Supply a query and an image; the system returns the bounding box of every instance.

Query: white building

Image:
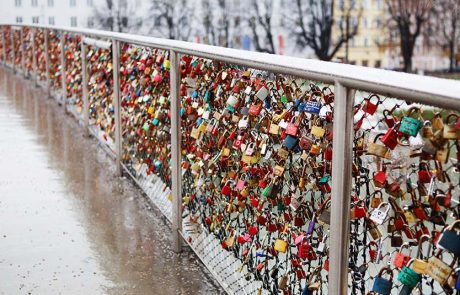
[0,0,97,28]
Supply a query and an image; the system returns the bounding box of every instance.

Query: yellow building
[333,0,389,68]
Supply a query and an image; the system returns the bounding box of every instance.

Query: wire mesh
[64,33,83,119]
[349,91,460,295]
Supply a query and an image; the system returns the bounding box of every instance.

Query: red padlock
[248,226,258,236]
[418,163,433,183]
[373,171,387,188]
[393,244,411,268]
[221,180,233,196]
[381,126,399,150]
[362,94,380,115]
[324,145,333,161]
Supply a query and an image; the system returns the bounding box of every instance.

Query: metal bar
[82,37,111,49]
[31,28,38,86]
[1,26,5,65]
[329,81,354,295]
[20,28,25,73]
[170,49,182,253]
[112,39,122,176]
[44,29,50,97]
[10,29,15,73]
[60,31,67,108]
[81,37,89,137]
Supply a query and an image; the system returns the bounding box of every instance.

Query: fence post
[170,49,182,253]
[20,28,25,74]
[81,37,89,137]
[31,28,38,87]
[112,39,122,176]
[1,26,5,66]
[60,31,67,110]
[44,29,50,97]
[329,81,354,295]
[11,29,15,73]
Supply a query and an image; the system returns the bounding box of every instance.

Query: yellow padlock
[274,236,288,253]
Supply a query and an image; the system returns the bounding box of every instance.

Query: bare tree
[149,0,194,41]
[201,0,230,47]
[387,0,433,72]
[247,0,276,54]
[92,0,142,33]
[284,0,361,61]
[432,0,459,72]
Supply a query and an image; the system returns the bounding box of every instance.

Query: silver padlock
[316,233,328,254]
[370,202,390,225]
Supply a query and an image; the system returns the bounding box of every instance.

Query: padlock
[393,243,412,268]
[418,162,433,183]
[372,267,393,295]
[399,107,423,137]
[370,202,390,225]
[367,133,390,158]
[311,119,325,138]
[304,91,322,114]
[443,113,460,139]
[383,109,397,128]
[426,250,455,285]
[398,259,421,290]
[381,126,399,150]
[367,219,382,240]
[221,180,234,196]
[437,219,460,256]
[432,112,444,130]
[249,103,263,116]
[362,94,381,115]
[368,241,381,262]
[283,135,298,150]
[274,234,288,253]
[370,190,383,208]
[373,170,387,188]
[421,120,434,138]
[350,200,367,219]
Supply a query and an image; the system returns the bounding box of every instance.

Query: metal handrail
[2,23,460,295]
[3,23,460,107]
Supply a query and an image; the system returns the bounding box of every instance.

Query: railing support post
[329,81,354,295]
[60,31,67,110]
[20,28,25,74]
[44,29,50,98]
[112,39,122,176]
[1,26,6,66]
[170,49,182,253]
[31,29,38,87]
[11,29,15,73]
[81,37,89,137]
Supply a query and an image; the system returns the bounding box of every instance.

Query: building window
[376,0,382,9]
[363,37,369,47]
[16,16,23,23]
[70,16,77,27]
[363,17,368,29]
[15,0,21,7]
[32,16,39,24]
[87,0,93,6]
[70,0,76,7]
[49,16,55,25]
[375,60,381,68]
[362,60,368,67]
[48,0,54,7]
[375,17,381,28]
[136,17,143,27]
[31,0,38,7]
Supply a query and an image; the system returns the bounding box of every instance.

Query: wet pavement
[0,68,224,295]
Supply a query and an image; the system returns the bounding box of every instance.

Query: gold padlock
[274,236,288,253]
[367,133,390,158]
[443,113,460,139]
[426,251,454,285]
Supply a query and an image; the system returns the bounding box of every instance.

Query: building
[0,0,96,28]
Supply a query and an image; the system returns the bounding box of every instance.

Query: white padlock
[370,202,390,225]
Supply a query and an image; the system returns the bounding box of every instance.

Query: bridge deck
[0,68,222,295]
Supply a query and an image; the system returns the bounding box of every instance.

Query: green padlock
[262,181,273,198]
[399,107,422,137]
[319,175,330,185]
[398,260,420,289]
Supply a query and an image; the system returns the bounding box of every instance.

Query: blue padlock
[455,268,460,290]
[304,101,321,114]
[283,135,298,150]
[372,267,393,295]
[437,220,460,257]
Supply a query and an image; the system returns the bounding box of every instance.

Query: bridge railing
[2,23,460,295]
